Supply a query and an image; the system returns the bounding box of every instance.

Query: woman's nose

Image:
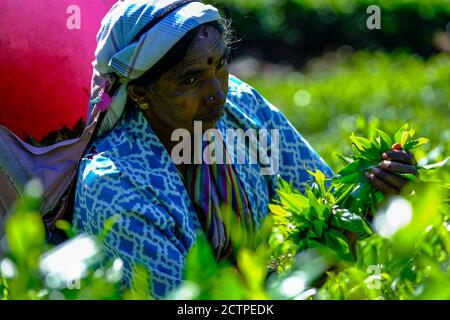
[206,77,226,106]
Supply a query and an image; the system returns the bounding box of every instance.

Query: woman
[74,0,417,298]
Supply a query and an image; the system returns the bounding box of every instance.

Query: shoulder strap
[43,108,104,243]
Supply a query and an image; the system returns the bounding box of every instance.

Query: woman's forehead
[159,25,227,81]
[181,26,225,66]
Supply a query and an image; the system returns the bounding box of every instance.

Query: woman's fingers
[366,145,417,195]
[371,167,409,190]
[379,160,418,175]
[364,171,398,195]
[382,149,416,165]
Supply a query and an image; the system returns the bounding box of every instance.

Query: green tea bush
[266,125,449,299]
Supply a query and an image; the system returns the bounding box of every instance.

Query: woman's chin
[202,119,220,130]
[189,117,221,132]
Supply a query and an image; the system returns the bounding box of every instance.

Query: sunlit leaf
[307,169,326,195]
[419,157,448,170]
[268,204,290,218]
[376,129,392,152]
[404,137,429,150]
[350,134,371,152]
[124,264,152,300]
[394,124,409,145]
[278,191,309,213]
[333,172,360,184]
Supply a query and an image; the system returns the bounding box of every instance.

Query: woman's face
[129,25,230,133]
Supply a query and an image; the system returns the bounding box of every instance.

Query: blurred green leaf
[6,210,45,266]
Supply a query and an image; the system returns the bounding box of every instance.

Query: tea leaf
[376,129,392,152]
[350,135,371,152]
[330,209,372,235]
[404,137,429,150]
[394,124,409,144]
[419,157,449,170]
[400,131,409,148]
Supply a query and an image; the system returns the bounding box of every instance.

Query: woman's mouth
[198,107,224,122]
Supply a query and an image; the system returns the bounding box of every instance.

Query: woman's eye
[183,77,197,85]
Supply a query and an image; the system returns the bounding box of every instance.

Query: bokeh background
[212,0,450,171]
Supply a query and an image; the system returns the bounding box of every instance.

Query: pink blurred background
[0,0,116,141]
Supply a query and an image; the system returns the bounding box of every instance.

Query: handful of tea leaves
[332,124,447,216]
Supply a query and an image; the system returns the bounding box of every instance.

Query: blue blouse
[73,75,333,298]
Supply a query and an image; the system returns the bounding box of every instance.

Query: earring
[139,101,150,111]
[134,98,149,111]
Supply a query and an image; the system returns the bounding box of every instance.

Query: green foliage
[2,180,46,299]
[241,52,450,172]
[267,160,449,300]
[168,230,271,300]
[332,124,447,217]
[267,124,446,279]
[1,123,449,300]
[0,180,124,300]
[320,181,450,300]
[269,175,372,266]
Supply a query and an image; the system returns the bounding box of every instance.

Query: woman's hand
[364,143,418,195]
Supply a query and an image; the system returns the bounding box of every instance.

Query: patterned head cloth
[89,0,221,136]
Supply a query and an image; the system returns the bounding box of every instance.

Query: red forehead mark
[198,29,209,39]
[207,57,213,65]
